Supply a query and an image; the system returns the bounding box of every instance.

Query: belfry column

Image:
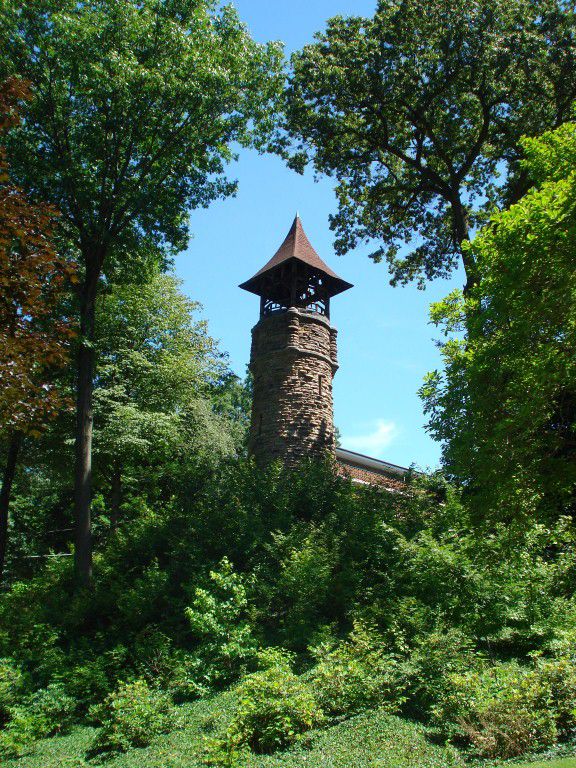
[239,215,352,467]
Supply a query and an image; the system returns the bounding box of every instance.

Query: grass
[4,692,576,768]
[239,709,464,767]
[2,697,214,768]
[513,760,576,768]
[3,696,464,768]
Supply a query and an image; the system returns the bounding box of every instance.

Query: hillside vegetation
[3,697,463,768]
[1,107,576,768]
[1,1,576,766]
[2,458,576,765]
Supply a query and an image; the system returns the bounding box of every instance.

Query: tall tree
[93,273,246,524]
[282,0,576,291]
[0,77,74,581]
[420,118,576,522]
[0,0,283,584]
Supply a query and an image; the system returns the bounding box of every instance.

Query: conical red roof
[239,215,352,297]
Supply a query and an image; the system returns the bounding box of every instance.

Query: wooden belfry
[240,215,352,466]
[240,215,352,319]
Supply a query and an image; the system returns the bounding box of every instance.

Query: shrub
[534,656,576,740]
[207,649,324,763]
[309,621,408,718]
[0,683,76,758]
[185,558,258,687]
[269,529,337,650]
[5,622,66,689]
[115,561,170,628]
[405,627,477,717]
[132,628,207,701]
[433,661,559,758]
[0,658,24,724]
[23,682,76,733]
[90,678,180,754]
[60,645,129,713]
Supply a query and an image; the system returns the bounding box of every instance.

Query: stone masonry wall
[248,308,338,466]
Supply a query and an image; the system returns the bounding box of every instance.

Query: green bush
[405,627,477,717]
[266,529,337,650]
[534,657,576,740]
[433,661,564,758]
[115,562,171,628]
[185,558,258,687]
[132,629,207,701]
[0,659,24,724]
[5,622,66,689]
[3,459,576,764]
[0,683,76,758]
[60,645,129,713]
[24,683,76,733]
[207,650,324,762]
[89,678,180,754]
[245,708,466,768]
[309,622,408,718]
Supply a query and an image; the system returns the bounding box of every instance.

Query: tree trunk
[451,196,477,295]
[0,432,22,584]
[74,258,100,587]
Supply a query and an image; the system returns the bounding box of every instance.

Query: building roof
[239,215,353,297]
[336,448,412,478]
[335,447,416,492]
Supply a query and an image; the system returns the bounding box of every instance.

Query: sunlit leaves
[421,117,576,521]
[282,0,576,289]
[0,0,284,268]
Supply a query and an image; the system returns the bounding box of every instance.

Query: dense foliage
[90,679,180,755]
[1,2,576,767]
[282,0,576,290]
[0,78,75,579]
[421,118,576,522]
[3,699,466,768]
[0,0,283,583]
[1,459,576,762]
[206,649,324,761]
[2,272,248,579]
[93,274,246,521]
[0,78,74,434]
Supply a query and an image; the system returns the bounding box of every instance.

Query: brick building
[240,215,411,490]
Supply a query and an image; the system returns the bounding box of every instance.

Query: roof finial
[295,210,300,219]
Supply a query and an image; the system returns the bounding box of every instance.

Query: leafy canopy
[94,273,244,483]
[0,78,74,434]
[0,0,283,583]
[283,0,576,289]
[0,0,284,271]
[420,117,576,520]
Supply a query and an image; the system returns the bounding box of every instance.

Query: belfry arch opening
[240,214,352,323]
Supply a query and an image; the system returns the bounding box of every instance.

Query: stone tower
[239,215,352,466]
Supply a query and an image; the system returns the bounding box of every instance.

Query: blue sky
[175,0,464,470]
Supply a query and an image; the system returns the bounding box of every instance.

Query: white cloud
[342,420,399,458]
